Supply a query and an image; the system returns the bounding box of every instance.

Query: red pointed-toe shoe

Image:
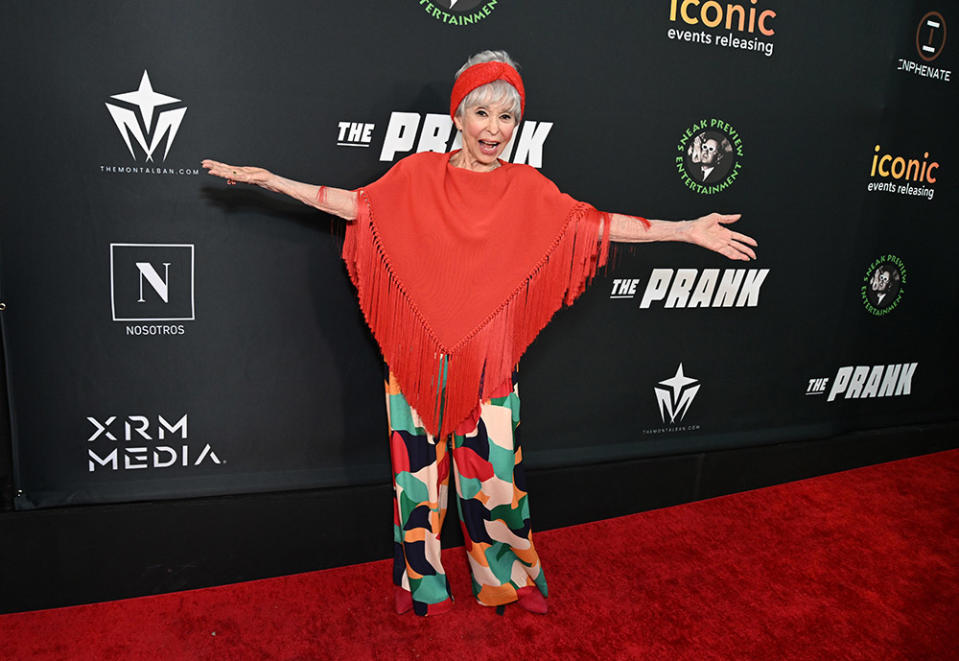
[516,586,548,614]
[394,586,413,615]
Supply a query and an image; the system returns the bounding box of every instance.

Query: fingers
[201,159,228,172]
[722,244,752,261]
[201,160,238,174]
[708,212,757,260]
[712,232,756,261]
[202,159,243,185]
[716,213,742,224]
[719,245,749,261]
[730,239,757,260]
[201,160,230,177]
[730,231,758,247]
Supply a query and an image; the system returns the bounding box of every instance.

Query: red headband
[449,61,526,120]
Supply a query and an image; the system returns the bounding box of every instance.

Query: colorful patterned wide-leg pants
[386,370,548,616]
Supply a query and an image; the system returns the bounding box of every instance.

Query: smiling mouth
[479,140,500,151]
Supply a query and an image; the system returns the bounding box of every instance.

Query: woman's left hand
[686,213,757,261]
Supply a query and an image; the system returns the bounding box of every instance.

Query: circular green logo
[861,254,906,316]
[676,118,743,194]
[416,0,500,26]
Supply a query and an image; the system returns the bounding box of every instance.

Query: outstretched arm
[201,159,357,221]
[605,212,757,261]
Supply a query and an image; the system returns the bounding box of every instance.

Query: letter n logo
[110,243,195,321]
[137,262,171,303]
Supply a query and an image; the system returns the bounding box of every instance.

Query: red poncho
[343,151,611,438]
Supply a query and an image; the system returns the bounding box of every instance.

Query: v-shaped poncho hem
[342,151,610,438]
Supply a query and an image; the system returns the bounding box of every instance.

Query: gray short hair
[453,50,522,121]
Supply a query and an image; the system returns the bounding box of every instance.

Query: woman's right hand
[201,159,356,220]
[201,159,273,187]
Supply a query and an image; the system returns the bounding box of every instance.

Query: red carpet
[2,449,957,660]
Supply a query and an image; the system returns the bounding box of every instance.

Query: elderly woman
[203,50,756,617]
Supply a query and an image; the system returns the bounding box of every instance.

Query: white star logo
[105,70,187,162]
[110,70,180,132]
[658,363,697,398]
[654,363,701,424]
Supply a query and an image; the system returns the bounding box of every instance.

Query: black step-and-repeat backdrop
[1,1,956,509]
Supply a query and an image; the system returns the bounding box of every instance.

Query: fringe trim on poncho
[342,162,612,438]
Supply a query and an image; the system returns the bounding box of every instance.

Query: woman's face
[453,100,518,171]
